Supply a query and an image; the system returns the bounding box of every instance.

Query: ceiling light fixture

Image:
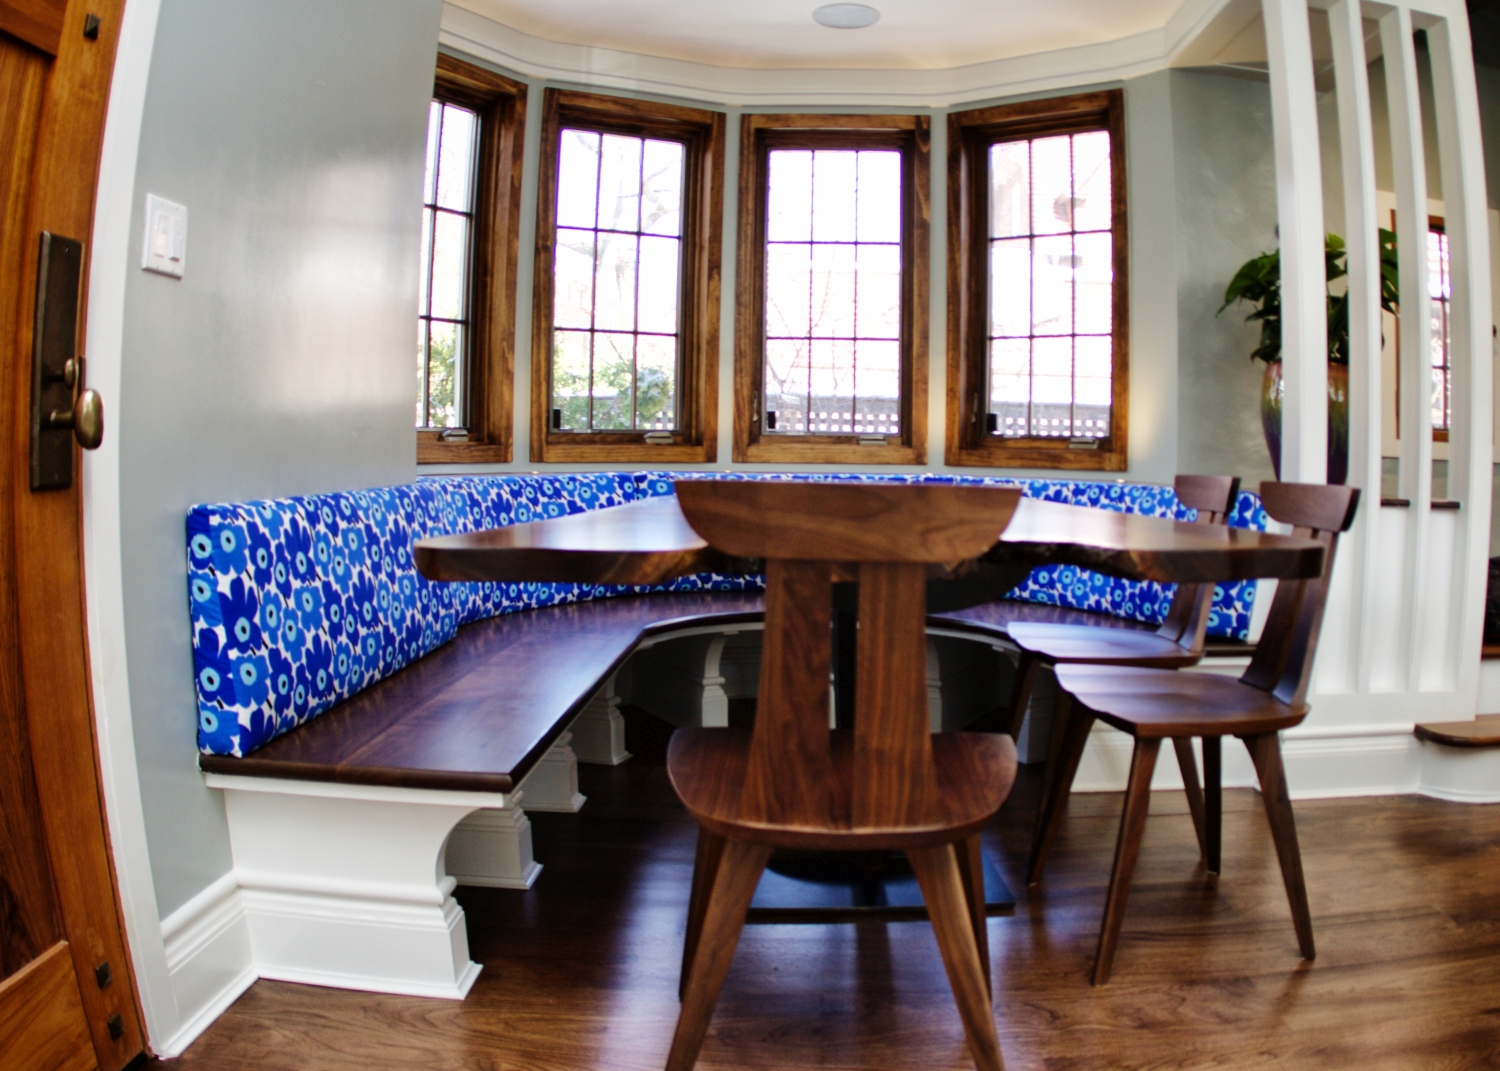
[812,3,880,29]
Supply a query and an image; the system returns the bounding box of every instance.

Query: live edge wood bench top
[199,592,765,794]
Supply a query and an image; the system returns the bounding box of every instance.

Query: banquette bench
[187,471,1266,997]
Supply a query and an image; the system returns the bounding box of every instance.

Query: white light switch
[142,194,188,278]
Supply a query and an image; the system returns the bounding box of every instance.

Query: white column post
[1326,0,1384,693]
[1380,5,1435,691]
[1264,0,1329,484]
[1423,6,1494,695]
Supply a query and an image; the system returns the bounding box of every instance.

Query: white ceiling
[449,0,1187,70]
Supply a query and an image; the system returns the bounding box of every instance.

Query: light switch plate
[142,193,188,278]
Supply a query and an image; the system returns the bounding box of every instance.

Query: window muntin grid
[1427,226,1451,433]
[551,128,685,432]
[417,100,478,429]
[762,148,902,436]
[986,129,1114,440]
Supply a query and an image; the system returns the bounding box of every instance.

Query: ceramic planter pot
[1260,360,1348,485]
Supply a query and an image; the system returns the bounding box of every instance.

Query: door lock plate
[30,232,84,491]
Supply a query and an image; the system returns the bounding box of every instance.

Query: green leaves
[1219,229,1400,365]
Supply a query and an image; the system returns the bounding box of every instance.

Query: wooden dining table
[415,488,1326,920]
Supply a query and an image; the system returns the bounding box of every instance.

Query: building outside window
[946,90,1128,470]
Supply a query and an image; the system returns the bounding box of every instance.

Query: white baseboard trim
[157,872,256,1057]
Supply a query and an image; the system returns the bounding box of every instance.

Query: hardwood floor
[166,709,1500,1070]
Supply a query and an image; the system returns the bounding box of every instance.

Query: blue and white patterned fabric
[189,470,1264,758]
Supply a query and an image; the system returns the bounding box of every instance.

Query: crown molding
[439,2,1171,107]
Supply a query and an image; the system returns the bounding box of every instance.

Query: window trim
[946,90,1129,471]
[530,88,725,464]
[416,54,528,465]
[733,113,930,465]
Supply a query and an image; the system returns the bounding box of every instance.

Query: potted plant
[1219,230,1399,484]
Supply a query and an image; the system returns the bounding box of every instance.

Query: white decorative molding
[156,872,255,1058]
[570,673,631,765]
[448,802,543,890]
[439,3,1169,108]
[516,731,586,812]
[205,773,506,998]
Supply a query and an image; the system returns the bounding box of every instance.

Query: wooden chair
[1030,482,1359,985]
[1002,474,1240,871]
[664,480,1023,1071]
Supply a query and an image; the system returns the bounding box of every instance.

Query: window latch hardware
[765,410,777,430]
[1068,437,1099,450]
[857,435,888,446]
[438,428,469,442]
[643,431,673,445]
[984,413,998,434]
[551,408,562,431]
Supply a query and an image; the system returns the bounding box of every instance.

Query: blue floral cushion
[190,470,1264,758]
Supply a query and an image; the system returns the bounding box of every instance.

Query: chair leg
[1003,651,1040,740]
[1172,737,1208,861]
[955,834,991,998]
[680,827,727,1000]
[1027,691,1094,886]
[666,839,772,1071]
[907,844,1006,1071]
[1092,737,1160,986]
[1203,735,1222,876]
[1242,732,1315,961]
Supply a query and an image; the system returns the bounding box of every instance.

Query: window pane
[986,124,1114,440]
[768,151,813,242]
[553,330,592,430]
[810,338,855,431]
[554,229,596,329]
[856,243,900,340]
[854,339,900,435]
[1071,131,1111,232]
[765,338,809,431]
[989,141,1029,239]
[436,105,477,211]
[811,151,857,242]
[1030,136,1072,236]
[598,134,643,233]
[593,233,639,331]
[557,130,601,228]
[642,139,684,236]
[418,208,433,317]
[423,103,441,206]
[767,243,812,338]
[810,243,856,338]
[551,127,687,431]
[636,334,677,430]
[856,151,901,243]
[426,321,461,428]
[429,212,469,321]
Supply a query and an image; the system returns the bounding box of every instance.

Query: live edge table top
[413,494,1326,587]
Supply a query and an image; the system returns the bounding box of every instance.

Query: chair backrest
[1155,474,1242,651]
[1239,482,1361,707]
[675,481,1022,832]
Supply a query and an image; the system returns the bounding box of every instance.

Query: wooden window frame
[417,54,527,464]
[946,90,1129,471]
[531,89,724,464]
[734,114,930,465]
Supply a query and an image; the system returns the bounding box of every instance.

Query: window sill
[947,439,1126,472]
[736,437,924,466]
[534,434,714,465]
[417,433,511,465]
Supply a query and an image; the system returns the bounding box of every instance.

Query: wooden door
[0,1,144,1069]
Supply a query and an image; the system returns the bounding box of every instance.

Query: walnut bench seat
[201,591,762,1000]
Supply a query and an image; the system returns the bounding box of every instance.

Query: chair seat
[1009,621,1199,668]
[667,728,1017,851]
[1055,664,1308,738]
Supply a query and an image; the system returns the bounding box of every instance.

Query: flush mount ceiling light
[812,3,880,29]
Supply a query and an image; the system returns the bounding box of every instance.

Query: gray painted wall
[1170,69,1280,487]
[120,0,441,917]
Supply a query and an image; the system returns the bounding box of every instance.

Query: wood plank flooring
[163,710,1500,1070]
